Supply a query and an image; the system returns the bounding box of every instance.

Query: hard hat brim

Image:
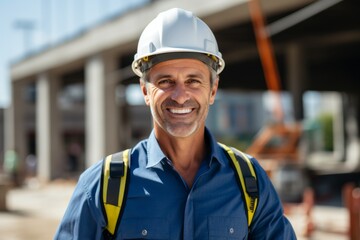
[132,49,225,77]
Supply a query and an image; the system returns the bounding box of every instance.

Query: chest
[117,163,249,239]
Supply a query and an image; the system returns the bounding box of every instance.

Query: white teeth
[169,108,192,114]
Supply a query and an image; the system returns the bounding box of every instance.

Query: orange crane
[248,0,283,122]
[246,0,301,163]
[246,1,313,236]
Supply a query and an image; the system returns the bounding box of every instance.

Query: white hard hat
[132,8,225,77]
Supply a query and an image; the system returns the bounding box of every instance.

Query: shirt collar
[205,128,226,167]
[146,128,226,169]
[146,130,167,168]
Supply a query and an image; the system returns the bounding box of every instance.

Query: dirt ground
[0,180,74,240]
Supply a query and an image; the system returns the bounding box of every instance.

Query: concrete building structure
[6,0,360,181]
[0,108,4,168]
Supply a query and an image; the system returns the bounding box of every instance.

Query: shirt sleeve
[248,157,297,240]
[54,161,105,240]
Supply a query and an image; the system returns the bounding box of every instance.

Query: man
[55,8,296,239]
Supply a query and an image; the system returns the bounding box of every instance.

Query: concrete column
[4,81,27,176]
[117,85,130,148]
[103,53,121,154]
[85,55,106,167]
[286,43,307,121]
[36,73,61,181]
[4,93,15,155]
[0,109,3,161]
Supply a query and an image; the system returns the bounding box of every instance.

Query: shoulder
[71,160,104,207]
[220,144,271,186]
[78,160,103,186]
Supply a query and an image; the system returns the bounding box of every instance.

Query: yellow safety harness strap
[100,145,258,238]
[101,149,130,239]
[219,143,259,228]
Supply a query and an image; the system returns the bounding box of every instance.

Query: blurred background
[0,0,359,239]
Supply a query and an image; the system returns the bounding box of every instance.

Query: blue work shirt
[55,129,296,239]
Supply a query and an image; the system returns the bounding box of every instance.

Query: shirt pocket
[208,216,247,240]
[120,218,169,239]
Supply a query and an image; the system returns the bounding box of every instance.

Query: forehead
[148,58,210,78]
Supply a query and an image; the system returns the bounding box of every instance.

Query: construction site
[0,0,359,239]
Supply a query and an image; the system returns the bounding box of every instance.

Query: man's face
[141,58,218,138]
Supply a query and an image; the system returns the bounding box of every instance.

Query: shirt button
[141,229,148,236]
[229,227,235,234]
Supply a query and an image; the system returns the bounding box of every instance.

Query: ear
[209,78,219,105]
[140,79,150,106]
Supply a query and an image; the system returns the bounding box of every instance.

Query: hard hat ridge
[132,8,225,77]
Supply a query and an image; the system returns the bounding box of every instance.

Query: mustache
[162,99,199,109]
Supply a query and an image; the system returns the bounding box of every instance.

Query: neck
[155,127,207,187]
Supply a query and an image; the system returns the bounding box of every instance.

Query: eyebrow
[187,73,204,79]
[154,74,172,80]
[153,72,205,80]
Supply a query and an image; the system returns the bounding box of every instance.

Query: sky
[0,0,148,108]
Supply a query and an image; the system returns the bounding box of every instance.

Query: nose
[170,84,190,104]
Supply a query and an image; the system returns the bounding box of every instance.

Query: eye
[186,78,202,86]
[157,79,174,88]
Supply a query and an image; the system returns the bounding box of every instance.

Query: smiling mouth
[168,108,193,114]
